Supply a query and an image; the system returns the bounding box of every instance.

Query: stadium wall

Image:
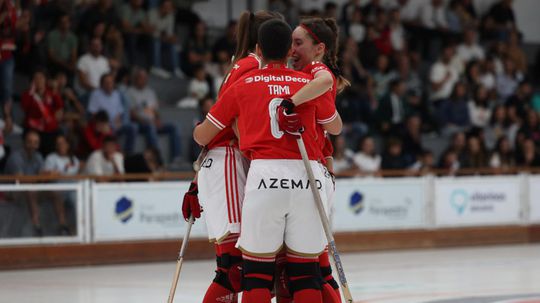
[0,175,540,269]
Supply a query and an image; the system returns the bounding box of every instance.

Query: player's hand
[277,99,303,136]
[182,182,202,221]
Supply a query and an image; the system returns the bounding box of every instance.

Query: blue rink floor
[0,244,539,303]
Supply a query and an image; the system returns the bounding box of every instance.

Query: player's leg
[203,235,242,303]
[319,164,341,303]
[236,160,288,303]
[284,160,330,303]
[199,147,245,302]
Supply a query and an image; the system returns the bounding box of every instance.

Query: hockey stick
[167,215,194,303]
[167,148,207,302]
[296,136,354,303]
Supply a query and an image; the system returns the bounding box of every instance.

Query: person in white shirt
[75,38,111,96]
[42,134,80,235]
[86,135,124,175]
[148,0,183,79]
[126,68,181,160]
[429,45,459,104]
[353,136,382,175]
[456,29,485,64]
[468,85,492,128]
[420,0,448,30]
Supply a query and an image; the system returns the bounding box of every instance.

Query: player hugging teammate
[184,11,347,303]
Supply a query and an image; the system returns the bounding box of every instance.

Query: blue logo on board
[349,191,364,215]
[450,189,468,215]
[115,196,134,223]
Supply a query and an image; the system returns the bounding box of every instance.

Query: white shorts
[198,146,249,243]
[237,160,329,257]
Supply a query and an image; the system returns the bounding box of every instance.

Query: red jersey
[302,61,337,161]
[206,53,261,150]
[21,89,64,132]
[208,63,337,161]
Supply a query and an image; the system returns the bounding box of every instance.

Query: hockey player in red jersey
[181,10,282,303]
[194,19,342,303]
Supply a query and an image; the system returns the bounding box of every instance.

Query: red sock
[242,288,271,303]
[203,282,238,303]
[322,282,341,303]
[275,249,293,303]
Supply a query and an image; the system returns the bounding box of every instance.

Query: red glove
[276,99,303,136]
[182,182,202,221]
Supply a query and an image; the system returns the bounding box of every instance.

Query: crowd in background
[0,0,539,181]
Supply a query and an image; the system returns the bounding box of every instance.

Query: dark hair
[299,17,350,92]
[99,73,114,87]
[233,10,283,63]
[257,19,292,61]
[103,135,117,145]
[94,110,110,123]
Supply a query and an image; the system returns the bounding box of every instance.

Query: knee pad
[286,261,323,293]
[320,266,339,289]
[242,258,275,291]
[213,254,243,292]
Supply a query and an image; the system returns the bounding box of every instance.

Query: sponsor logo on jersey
[257,178,322,190]
[244,75,311,84]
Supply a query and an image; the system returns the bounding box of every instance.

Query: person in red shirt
[182,10,282,303]
[194,19,342,303]
[21,70,64,156]
[0,0,17,130]
[77,110,113,159]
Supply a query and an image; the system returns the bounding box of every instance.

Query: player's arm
[290,69,333,106]
[320,111,342,135]
[193,119,222,146]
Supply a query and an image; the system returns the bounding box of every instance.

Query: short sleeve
[315,93,338,125]
[207,86,239,130]
[44,155,56,172]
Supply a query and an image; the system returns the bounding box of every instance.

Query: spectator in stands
[439,148,460,174]
[42,134,80,235]
[85,135,124,175]
[359,25,380,71]
[429,45,459,106]
[489,136,515,170]
[87,73,137,154]
[347,7,365,44]
[178,64,211,108]
[121,0,152,65]
[397,55,426,114]
[362,0,382,24]
[21,70,64,156]
[80,20,124,64]
[468,85,493,128]
[340,0,360,33]
[352,136,381,175]
[332,134,355,176]
[438,82,471,135]
[372,54,397,99]
[401,115,424,165]
[516,138,540,168]
[4,130,44,236]
[462,135,487,169]
[496,57,523,102]
[484,105,508,150]
[516,110,540,147]
[75,38,114,98]
[389,8,406,53]
[148,0,183,79]
[506,80,532,119]
[377,78,407,135]
[480,58,497,91]
[506,30,527,73]
[212,20,237,64]
[381,138,408,170]
[79,0,122,35]
[183,20,212,77]
[408,150,436,175]
[419,0,449,60]
[47,14,78,78]
[505,105,523,149]
[482,0,516,41]
[124,146,162,173]
[49,72,86,144]
[449,131,467,165]
[456,29,484,64]
[127,68,181,161]
[323,1,338,19]
[79,110,112,159]
[0,0,17,126]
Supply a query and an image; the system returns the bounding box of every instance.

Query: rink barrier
[0,171,540,269]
